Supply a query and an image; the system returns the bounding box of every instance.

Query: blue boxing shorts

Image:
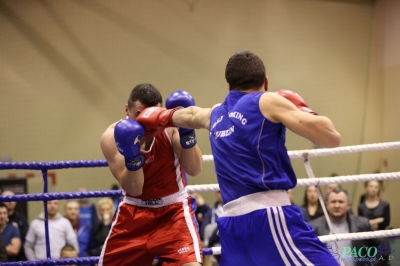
[217,190,339,266]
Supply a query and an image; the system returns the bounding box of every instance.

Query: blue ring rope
[0,160,216,264]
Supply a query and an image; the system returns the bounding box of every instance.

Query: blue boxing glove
[165,90,197,149]
[114,119,145,171]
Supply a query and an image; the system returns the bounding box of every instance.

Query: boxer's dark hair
[225,50,266,91]
[128,83,163,108]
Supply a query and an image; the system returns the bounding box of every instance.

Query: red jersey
[126,129,187,200]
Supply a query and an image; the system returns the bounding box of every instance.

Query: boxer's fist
[136,107,178,138]
[166,90,197,149]
[276,90,318,115]
[114,119,145,171]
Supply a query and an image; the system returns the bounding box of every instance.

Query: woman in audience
[358,180,390,230]
[300,186,324,222]
[89,198,114,256]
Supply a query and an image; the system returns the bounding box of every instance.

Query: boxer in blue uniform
[137,50,341,266]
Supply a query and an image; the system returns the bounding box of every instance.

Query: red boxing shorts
[98,191,202,266]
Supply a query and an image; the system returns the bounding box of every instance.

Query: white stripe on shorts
[266,207,290,265]
[276,206,314,265]
[272,207,301,265]
[182,198,202,262]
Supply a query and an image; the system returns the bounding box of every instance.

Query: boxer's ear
[264,77,269,92]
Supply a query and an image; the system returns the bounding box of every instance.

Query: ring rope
[206,229,400,256]
[0,172,399,202]
[1,229,399,265]
[0,142,399,170]
[185,172,400,193]
[0,256,98,266]
[0,190,123,202]
[0,141,398,264]
[202,141,400,162]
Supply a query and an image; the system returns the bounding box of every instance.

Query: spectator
[60,244,78,266]
[64,200,92,257]
[0,234,7,262]
[24,200,79,260]
[189,192,210,241]
[78,187,99,231]
[202,191,224,264]
[324,173,342,199]
[310,188,385,266]
[1,190,29,261]
[360,160,388,204]
[89,198,114,256]
[358,181,390,230]
[287,189,297,206]
[300,186,324,222]
[110,184,123,212]
[0,203,21,261]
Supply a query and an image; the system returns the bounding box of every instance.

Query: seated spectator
[358,180,390,230]
[64,200,92,257]
[24,200,79,260]
[300,186,324,222]
[310,188,385,265]
[0,203,21,261]
[60,244,78,266]
[189,192,210,241]
[2,190,29,261]
[89,198,114,256]
[0,234,7,262]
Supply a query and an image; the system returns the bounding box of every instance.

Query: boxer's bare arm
[100,123,144,196]
[173,104,220,131]
[260,92,341,148]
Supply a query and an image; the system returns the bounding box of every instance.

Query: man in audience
[310,188,383,265]
[323,173,341,197]
[188,192,210,241]
[201,191,224,264]
[64,200,92,258]
[0,203,21,261]
[2,190,29,261]
[24,200,79,260]
[77,188,99,231]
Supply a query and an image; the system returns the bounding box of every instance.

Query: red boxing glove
[136,107,180,138]
[276,90,318,115]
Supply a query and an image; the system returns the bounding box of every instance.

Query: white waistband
[123,190,188,208]
[223,190,291,217]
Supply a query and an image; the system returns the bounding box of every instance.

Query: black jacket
[0,234,7,262]
[310,214,388,266]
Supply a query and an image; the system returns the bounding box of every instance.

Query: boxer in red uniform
[99,84,203,266]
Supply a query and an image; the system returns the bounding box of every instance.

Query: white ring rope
[196,141,400,257]
[318,229,400,243]
[207,229,400,255]
[186,172,400,193]
[201,141,400,162]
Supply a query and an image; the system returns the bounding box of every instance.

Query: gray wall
[0,0,398,227]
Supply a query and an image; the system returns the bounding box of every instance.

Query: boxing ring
[1,141,400,265]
